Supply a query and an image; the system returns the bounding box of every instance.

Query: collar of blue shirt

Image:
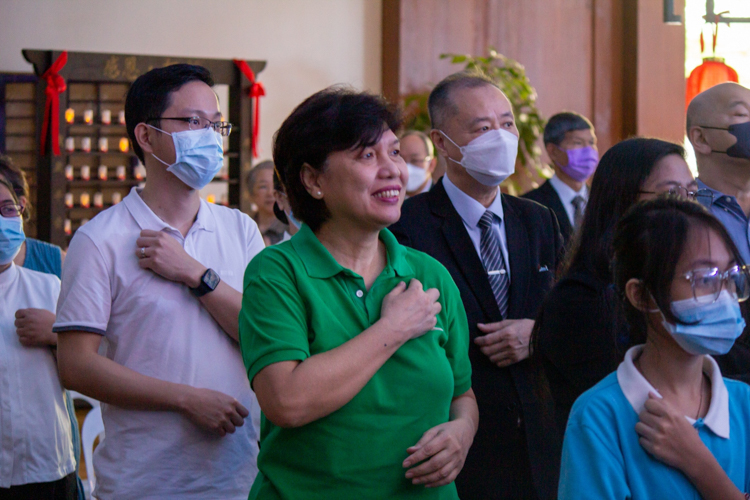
[442,173,504,228]
[617,345,729,439]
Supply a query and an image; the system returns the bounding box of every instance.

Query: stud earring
[317,191,322,196]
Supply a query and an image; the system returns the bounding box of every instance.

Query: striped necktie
[478,210,509,318]
[572,195,586,228]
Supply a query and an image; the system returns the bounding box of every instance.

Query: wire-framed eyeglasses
[639,186,698,200]
[681,265,750,304]
[0,203,24,218]
[148,116,233,137]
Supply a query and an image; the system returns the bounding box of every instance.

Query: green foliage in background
[402,47,547,179]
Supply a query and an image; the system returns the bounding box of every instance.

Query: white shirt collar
[617,345,730,439]
[123,187,215,236]
[548,174,588,205]
[443,173,504,228]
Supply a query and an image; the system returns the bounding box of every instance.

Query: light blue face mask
[0,215,25,265]
[147,124,224,190]
[661,290,746,355]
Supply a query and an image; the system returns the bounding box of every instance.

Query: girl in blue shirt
[559,197,750,500]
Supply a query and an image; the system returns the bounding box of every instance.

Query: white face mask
[406,163,429,193]
[440,129,519,186]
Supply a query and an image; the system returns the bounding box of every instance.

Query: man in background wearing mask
[400,129,438,197]
[523,112,598,248]
[688,81,750,385]
[53,65,264,499]
[390,71,564,500]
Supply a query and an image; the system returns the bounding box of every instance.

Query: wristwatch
[191,268,220,297]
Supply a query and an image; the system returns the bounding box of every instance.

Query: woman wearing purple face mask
[523,112,598,248]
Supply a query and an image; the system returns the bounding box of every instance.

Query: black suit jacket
[390,178,564,500]
[522,179,574,248]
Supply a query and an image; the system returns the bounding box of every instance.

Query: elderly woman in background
[239,87,478,499]
[246,160,287,245]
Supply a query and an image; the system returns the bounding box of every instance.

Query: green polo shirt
[239,224,471,500]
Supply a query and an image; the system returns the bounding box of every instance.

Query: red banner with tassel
[233,59,265,159]
[39,51,68,156]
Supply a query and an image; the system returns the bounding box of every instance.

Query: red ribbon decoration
[39,51,68,156]
[233,59,265,158]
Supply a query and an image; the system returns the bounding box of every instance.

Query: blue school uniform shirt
[559,345,750,500]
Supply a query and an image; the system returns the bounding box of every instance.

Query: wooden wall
[383,0,686,160]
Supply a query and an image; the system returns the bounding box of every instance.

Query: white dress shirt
[0,264,75,487]
[443,174,511,280]
[548,174,589,227]
[53,188,264,499]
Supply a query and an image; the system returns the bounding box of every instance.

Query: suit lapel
[429,180,502,322]
[541,181,573,237]
[502,197,531,319]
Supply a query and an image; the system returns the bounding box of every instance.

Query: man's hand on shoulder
[474,318,534,367]
[136,230,206,288]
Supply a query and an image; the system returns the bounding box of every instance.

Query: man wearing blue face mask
[390,71,564,500]
[53,64,265,499]
[688,82,750,386]
[523,112,598,248]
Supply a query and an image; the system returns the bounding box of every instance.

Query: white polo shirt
[1,264,75,488]
[53,188,264,500]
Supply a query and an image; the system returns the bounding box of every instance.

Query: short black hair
[428,70,500,130]
[543,112,593,146]
[125,64,214,163]
[0,155,30,221]
[613,196,743,343]
[566,137,686,280]
[273,86,402,231]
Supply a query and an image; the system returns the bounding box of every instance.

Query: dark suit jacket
[390,178,564,500]
[522,179,574,248]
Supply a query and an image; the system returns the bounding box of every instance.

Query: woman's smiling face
[314,128,407,231]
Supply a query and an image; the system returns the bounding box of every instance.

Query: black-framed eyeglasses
[148,116,232,137]
[638,186,698,200]
[681,265,750,304]
[0,203,24,218]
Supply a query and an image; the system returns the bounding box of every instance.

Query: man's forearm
[197,281,242,341]
[58,333,193,412]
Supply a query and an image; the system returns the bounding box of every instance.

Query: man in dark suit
[390,71,564,500]
[523,112,598,248]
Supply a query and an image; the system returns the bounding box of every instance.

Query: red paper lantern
[686,57,739,110]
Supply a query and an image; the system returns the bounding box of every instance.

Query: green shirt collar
[291,224,414,279]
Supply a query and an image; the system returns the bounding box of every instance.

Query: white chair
[81,406,105,498]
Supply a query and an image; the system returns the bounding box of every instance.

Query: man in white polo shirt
[54,64,264,500]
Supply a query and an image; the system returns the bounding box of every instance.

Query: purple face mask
[557,146,599,182]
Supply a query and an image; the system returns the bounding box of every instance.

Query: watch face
[205,269,220,289]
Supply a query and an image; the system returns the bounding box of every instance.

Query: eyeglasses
[639,186,698,200]
[148,116,233,137]
[680,265,750,304]
[0,203,23,218]
[693,189,717,206]
[402,155,433,165]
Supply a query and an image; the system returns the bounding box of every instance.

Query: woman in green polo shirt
[239,87,478,499]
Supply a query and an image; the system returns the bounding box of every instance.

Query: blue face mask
[0,215,25,265]
[148,125,224,190]
[661,290,746,355]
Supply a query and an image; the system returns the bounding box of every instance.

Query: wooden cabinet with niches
[2,49,265,248]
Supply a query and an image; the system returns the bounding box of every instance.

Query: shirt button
[356,290,364,298]
[726,197,733,203]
